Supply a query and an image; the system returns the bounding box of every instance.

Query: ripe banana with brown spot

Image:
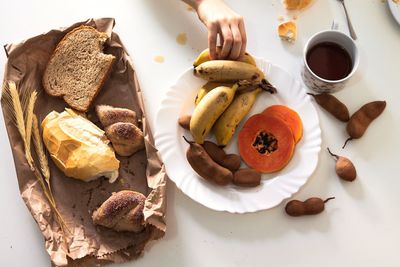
[190,84,239,144]
[194,60,265,82]
[195,82,234,106]
[214,88,262,146]
[193,47,257,67]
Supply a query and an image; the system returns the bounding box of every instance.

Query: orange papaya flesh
[262,105,303,143]
[238,114,295,173]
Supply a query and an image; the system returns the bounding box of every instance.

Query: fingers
[208,22,218,60]
[219,24,233,59]
[217,16,246,60]
[229,24,242,60]
[238,20,247,59]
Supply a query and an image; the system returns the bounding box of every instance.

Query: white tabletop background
[1,0,399,266]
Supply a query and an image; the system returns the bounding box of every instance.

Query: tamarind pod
[178,115,191,130]
[285,200,306,216]
[285,197,335,216]
[343,101,386,148]
[327,148,357,181]
[203,141,241,172]
[307,93,350,122]
[233,168,261,187]
[183,136,232,186]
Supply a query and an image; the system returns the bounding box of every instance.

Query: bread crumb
[153,55,165,63]
[278,21,297,43]
[176,33,187,45]
[278,15,285,21]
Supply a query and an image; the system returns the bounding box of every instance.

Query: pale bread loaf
[41,108,120,182]
[43,25,115,112]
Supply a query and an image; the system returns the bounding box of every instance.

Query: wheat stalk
[3,81,70,235]
[24,90,37,170]
[4,82,35,169]
[32,115,53,202]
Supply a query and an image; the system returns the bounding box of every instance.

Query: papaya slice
[238,114,295,173]
[262,105,303,143]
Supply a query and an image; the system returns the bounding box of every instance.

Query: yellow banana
[214,88,262,146]
[194,82,234,106]
[190,84,239,144]
[193,48,257,67]
[194,60,265,82]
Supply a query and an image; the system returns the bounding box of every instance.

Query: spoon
[337,0,357,40]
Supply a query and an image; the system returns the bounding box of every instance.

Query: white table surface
[1,0,399,266]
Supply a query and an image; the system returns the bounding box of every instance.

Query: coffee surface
[306,42,352,81]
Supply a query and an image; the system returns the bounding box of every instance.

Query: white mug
[302,29,359,93]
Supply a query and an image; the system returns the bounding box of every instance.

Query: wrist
[194,0,223,11]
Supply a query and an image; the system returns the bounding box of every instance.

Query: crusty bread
[42,108,120,183]
[92,190,146,232]
[43,25,115,112]
[96,105,137,127]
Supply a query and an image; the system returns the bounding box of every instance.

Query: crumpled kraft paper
[1,18,167,266]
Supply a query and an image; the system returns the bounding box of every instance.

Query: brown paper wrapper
[1,18,167,266]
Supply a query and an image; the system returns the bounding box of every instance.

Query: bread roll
[96,105,137,127]
[96,105,145,157]
[92,190,146,232]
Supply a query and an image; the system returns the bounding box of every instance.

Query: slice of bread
[43,25,115,112]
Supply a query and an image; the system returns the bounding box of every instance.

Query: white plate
[388,0,400,25]
[154,59,321,213]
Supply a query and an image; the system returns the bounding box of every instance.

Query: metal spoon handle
[341,1,357,40]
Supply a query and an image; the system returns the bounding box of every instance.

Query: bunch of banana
[188,49,277,145]
[193,47,257,67]
[190,84,239,144]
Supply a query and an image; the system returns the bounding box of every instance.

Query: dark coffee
[306,42,352,81]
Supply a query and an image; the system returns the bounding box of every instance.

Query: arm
[183,0,247,60]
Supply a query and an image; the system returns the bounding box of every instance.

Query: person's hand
[196,0,247,60]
